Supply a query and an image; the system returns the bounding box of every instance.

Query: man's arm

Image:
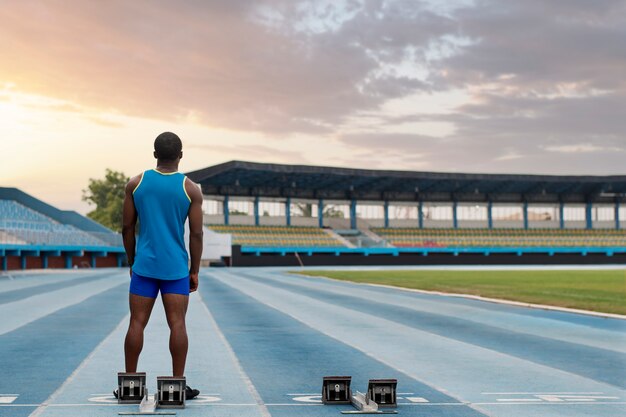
[186,178,203,292]
[122,175,141,276]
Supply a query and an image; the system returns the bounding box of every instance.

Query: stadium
[3,161,625,271]
[1,161,625,417]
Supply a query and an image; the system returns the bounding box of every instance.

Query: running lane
[205,268,626,417]
[201,271,489,417]
[0,272,129,417]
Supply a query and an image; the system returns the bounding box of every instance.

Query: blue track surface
[0,267,624,417]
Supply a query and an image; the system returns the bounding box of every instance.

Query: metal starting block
[340,391,398,415]
[322,376,352,404]
[117,372,147,404]
[156,376,186,409]
[367,379,397,408]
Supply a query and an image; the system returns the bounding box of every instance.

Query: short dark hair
[154,132,182,161]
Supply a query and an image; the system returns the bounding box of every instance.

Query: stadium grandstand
[0,187,124,270]
[187,161,626,266]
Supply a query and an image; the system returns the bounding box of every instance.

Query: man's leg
[162,293,189,377]
[124,293,157,372]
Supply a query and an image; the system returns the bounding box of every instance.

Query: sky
[0,0,624,214]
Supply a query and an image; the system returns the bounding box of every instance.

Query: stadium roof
[186,161,626,204]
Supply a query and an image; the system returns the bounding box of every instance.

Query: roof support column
[384,200,389,228]
[65,254,72,269]
[418,200,424,229]
[615,200,621,230]
[559,200,565,229]
[318,199,324,228]
[523,200,529,230]
[350,199,357,230]
[452,200,458,229]
[42,254,48,269]
[586,201,593,230]
[90,253,97,268]
[254,196,260,226]
[285,198,291,226]
[117,253,125,268]
[20,255,27,270]
[487,200,493,229]
[223,195,229,225]
[1,256,6,271]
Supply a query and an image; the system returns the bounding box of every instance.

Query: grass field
[295,269,626,315]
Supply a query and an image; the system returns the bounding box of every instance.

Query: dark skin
[121,150,204,377]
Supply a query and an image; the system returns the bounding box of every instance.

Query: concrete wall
[528,221,560,229]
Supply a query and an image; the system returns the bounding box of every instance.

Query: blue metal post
[20,256,26,270]
[384,200,389,228]
[616,200,621,230]
[117,253,124,268]
[487,200,493,229]
[559,201,565,229]
[223,195,229,225]
[318,199,324,228]
[523,201,529,230]
[418,200,424,229]
[452,200,458,229]
[285,198,291,226]
[90,253,96,268]
[350,199,357,229]
[65,255,72,269]
[1,256,6,271]
[586,201,593,229]
[254,196,260,226]
[42,254,48,269]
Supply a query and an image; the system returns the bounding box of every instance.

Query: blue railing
[240,246,626,256]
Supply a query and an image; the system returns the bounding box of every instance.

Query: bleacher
[0,199,110,247]
[371,227,626,248]
[207,224,346,248]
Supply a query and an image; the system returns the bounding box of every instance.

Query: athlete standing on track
[117,132,203,400]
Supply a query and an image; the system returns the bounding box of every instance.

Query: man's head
[154,132,183,162]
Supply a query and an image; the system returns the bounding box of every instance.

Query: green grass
[294,269,626,315]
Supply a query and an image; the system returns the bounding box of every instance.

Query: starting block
[367,379,397,408]
[322,376,352,404]
[341,391,398,414]
[156,376,186,409]
[117,372,147,404]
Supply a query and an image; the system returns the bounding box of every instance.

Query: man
[117,132,203,400]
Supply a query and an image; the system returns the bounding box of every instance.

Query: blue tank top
[132,169,191,280]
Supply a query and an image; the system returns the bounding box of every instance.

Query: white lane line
[0,396,18,404]
[497,399,543,402]
[482,392,605,395]
[28,314,129,417]
[6,401,626,408]
[197,289,271,417]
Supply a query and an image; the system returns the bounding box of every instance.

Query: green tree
[82,169,129,232]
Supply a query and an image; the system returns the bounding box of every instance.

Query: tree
[82,169,129,232]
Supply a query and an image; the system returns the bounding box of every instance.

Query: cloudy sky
[0,0,624,213]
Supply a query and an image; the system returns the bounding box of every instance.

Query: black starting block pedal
[156,376,186,409]
[367,379,397,408]
[322,376,352,404]
[117,372,147,404]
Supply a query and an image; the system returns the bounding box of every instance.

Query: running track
[0,267,624,417]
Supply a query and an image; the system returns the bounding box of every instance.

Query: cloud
[0,0,624,174]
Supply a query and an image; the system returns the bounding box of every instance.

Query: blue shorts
[130,272,190,298]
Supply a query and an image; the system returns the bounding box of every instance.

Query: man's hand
[189,271,199,293]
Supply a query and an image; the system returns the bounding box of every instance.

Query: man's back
[132,169,191,280]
